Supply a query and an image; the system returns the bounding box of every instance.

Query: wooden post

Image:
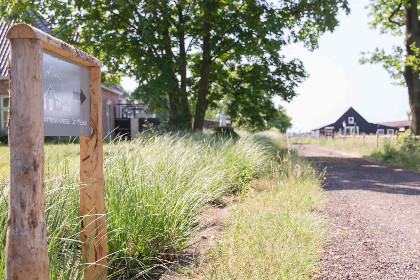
[80,66,108,280]
[5,38,49,279]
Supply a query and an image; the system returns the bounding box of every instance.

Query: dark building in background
[312,107,404,138]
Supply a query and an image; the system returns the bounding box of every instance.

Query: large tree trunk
[162,27,181,126]
[193,7,211,131]
[178,3,192,129]
[404,0,420,134]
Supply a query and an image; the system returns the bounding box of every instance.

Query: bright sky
[121,0,411,132]
[279,0,410,132]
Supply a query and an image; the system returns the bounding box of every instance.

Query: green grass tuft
[0,131,278,279]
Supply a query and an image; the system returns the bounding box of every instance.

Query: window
[348,117,354,125]
[387,129,394,135]
[48,99,54,111]
[377,129,384,135]
[1,96,9,131]
[2,97,9,108]
[345,126,359,135]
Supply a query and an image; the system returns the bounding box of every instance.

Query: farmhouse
[311,107,403,138]
[0,19,126,138]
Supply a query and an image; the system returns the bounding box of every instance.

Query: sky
[278,0,410,132]
[121,0,411,132]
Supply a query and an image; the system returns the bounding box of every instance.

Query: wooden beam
[79,66,108,280]
[6,23,102,67]
[5,38,49,279]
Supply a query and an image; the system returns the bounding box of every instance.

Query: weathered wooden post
[80,66,108,280]
[6,32,49,280]
[6,23,107,280]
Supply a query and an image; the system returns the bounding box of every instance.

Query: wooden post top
[7,23,102,67]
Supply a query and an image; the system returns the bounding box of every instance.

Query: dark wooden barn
[312,107,400,137]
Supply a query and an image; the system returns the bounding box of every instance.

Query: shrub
[213,126,239,139]
[397,129,417,152]
[0,131,7,144]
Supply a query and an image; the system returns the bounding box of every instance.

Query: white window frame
[1,96,9,131]
[348,117,354,125]
[345,126,359,135]
[387,129,394,135]
[377,129,384,135]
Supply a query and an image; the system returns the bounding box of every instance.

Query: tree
[269,106,292,133]
[361,0,420,134]
[2,0,349,131]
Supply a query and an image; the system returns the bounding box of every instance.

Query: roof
[0,20,13,76]
[101,85,123,96]
[29,13,51,34]
[377,120,411,128]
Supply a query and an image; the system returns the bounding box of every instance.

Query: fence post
[80,66,108,280]
[130,118,140,139]
[5,38,49,279]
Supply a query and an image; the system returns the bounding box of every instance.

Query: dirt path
[294,143,420,280]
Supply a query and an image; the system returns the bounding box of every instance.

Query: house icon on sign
[44,85,63,112]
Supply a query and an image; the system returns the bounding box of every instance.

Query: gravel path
[294,144,420,280]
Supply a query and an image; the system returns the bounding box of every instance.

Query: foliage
[0,131,7,144]
[1,0,349,130]
[213,126,239,140]
[361,0,420,135]
[397,128,416,152]
[360,46,405,85]
[0,131,281,278]
[268,105,292,133]
[360,0,407,83]
[207,151,326,279]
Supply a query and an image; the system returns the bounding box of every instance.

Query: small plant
[0,131,7,144]
[397,129,416,152]
[214,126,239,139]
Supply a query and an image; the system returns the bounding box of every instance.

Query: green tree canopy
[361,0,420,134]
[2,0,349,130]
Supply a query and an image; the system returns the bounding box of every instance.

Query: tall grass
[0,132,275,279]
[207,152,326,279]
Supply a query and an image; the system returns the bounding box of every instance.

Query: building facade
[312,107,403,138]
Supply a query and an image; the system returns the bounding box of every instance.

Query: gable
[331,107,370,128]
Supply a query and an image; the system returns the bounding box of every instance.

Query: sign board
[43,51,90,136]
[6,23,107,280]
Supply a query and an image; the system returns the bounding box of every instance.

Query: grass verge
[0,131,279,279]
[293,135,420,172]
[204,150,326,280]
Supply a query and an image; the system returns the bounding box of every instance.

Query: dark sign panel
[42,51,90,136]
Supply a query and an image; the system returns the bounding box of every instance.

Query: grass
[205,150,326,280]
[294,135,420,172]
[0,131,328,279]
[0,131,276,279]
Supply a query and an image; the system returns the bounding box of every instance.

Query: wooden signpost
[6,23,107,280]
